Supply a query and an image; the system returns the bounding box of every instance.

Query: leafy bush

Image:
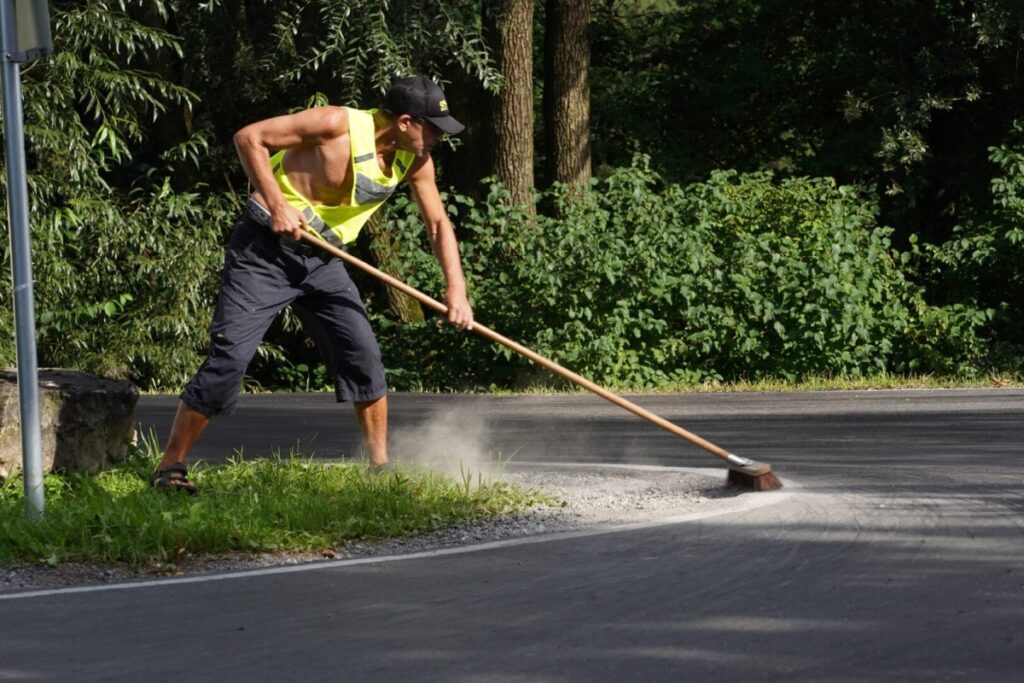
[375,158,986,388]
[23,188,235,387]
[929,120,1024,354]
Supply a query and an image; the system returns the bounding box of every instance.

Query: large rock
[0,369,139,478]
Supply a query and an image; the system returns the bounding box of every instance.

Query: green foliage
[375,159,986,388]
[0,0,1007,392]
[2,0,503,390]
[590,0,1024,243]
[171,0,499,183]
[23,187,234,385]
[0,1,235,387]
[928,119,1024,350]
[0,436,550,567]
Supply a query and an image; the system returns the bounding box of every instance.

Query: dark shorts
[181,211,387,416]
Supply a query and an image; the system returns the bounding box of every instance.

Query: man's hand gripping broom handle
[298,230,782,490]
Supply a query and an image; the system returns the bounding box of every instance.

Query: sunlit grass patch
[0,436,553,568]
[476,372,1024,395]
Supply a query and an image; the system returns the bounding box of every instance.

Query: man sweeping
[150,76,473,493]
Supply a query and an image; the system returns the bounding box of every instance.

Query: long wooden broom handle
[298,231,739,464]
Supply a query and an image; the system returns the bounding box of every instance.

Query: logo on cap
[439,99,449,112]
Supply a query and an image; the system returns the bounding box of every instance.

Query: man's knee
[181,355,250,416]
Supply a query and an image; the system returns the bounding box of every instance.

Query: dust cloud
[388,410,506,482]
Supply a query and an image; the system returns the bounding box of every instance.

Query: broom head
[727,461,783,491]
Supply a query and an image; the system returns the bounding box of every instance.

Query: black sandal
[150,463,197,495]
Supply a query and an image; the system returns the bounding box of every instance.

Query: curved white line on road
[0,465,794,601]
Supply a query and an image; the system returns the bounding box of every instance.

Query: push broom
[299,231,782,491]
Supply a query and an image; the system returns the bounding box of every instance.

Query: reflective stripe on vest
[300,206,346,250]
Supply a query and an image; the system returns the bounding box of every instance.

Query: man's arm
[407,156,474,331]
[233,106,349,240]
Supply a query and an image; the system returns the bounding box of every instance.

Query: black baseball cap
[383,76,465,135]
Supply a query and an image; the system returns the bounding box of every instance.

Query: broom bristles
[727,466,783,491]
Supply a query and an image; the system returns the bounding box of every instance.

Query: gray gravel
[0,464,743,594]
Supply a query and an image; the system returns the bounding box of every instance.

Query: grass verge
[141,371,1024,397]
[0,438,553,569]
[469,372,1024,395]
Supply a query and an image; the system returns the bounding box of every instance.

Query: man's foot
[150,463,197,495]
[368,461,392,476]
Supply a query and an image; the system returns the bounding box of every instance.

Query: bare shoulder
[322,105,349,128]
[406,153,437,184]
[237,105,351,151]
[277,105,350,142]
[303,105,349,140]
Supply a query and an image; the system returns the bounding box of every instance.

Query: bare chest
[283,138,354,205]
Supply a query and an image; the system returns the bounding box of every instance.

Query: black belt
[242,199,346,257]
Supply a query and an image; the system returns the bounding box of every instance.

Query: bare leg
[353,395,388,467]
[158,401,211,468]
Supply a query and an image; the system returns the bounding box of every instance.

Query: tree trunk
[358,211,425,324]
[439,62,492,202]
[483,0,536,213]
[544,0,592,188]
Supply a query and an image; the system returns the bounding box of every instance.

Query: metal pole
[1,0,43,519]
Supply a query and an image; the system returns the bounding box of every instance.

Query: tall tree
[483,0,536,211]
[543,0,592,187]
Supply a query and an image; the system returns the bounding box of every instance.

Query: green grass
[139,371,1024,397]
[651,373,1024,393]
[0,437,553,569]
[457,372,1024,396]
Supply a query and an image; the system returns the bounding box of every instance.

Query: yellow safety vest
[269,107,415,245]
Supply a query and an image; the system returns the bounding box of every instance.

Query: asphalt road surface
[2,389,1023,682]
